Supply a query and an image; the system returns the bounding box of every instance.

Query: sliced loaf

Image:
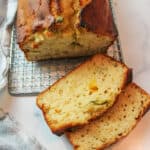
[37,54,131,134]
[16,0,117,61]
[67,83,150,150]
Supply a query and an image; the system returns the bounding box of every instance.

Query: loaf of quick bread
[67,83,150,150]
[16,0,117,61]
[37,54,131,134]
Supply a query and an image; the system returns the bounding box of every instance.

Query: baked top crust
[16,0,117,44]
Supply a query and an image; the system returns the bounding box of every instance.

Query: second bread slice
[67,83,150,150]
[37,54,131,134]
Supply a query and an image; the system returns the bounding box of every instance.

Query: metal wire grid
[8,31,122,96]
[8,0,123,96]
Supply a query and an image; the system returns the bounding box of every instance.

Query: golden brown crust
[80,0,117,38]
[67,83,150,150]
[37,54,131,134]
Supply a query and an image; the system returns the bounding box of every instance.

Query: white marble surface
[114,0,150,92]
[0,0,150,150]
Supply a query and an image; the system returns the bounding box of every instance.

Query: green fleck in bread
[16,0,117,61]
[67,83,150,150]
[37,54,131,134]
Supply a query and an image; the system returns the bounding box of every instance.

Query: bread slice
[37,54,131,134]
[67,83,150,150]
[16,0,117,61]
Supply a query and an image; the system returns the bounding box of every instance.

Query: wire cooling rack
[8,32,122,96]
[8,1,123,96]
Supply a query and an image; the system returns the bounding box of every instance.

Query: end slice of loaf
[67,83,150,150]
[37,54,131,134]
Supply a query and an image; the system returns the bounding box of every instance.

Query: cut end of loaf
[67,83,150,150]
[37,54,131,134]
[22,32,112,61]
